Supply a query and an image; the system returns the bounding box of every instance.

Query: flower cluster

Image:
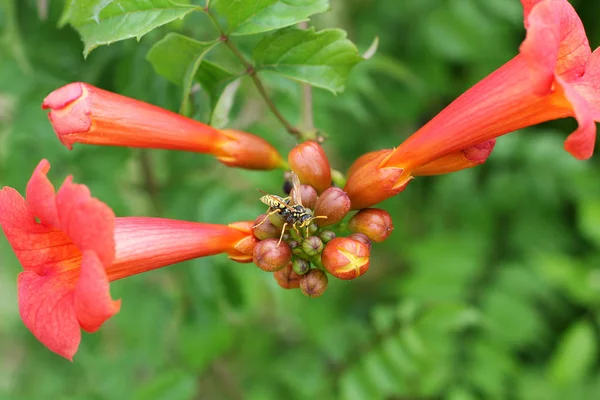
[1,0,598,360]
[250,141,394,297]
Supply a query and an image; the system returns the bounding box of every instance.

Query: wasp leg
[253,209,281,228]
[277,223,288,246]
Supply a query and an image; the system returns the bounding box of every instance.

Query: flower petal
[0,187,81,275]
[56,177,116,267]
[520,0,590,94]
[25,159,60,228]
[109,218,250,280]
[74,251,121,333]
[18,270,80,360]
[558,77,596,160]
[520,0,560,93]
[41,82,92,149]
[572,47,600,120]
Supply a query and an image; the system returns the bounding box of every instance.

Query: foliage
[1,0,600,399]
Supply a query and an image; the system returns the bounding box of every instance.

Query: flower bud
[274,263,301,289]
[252,239,292,272]
[288,141,331,193]
[344,150,410,210]
[319,230,336,243]
[348,233,372,251]
[313,187,351,227]
[289,240,300,249]
[299,269,328,298]
[253,214,281,240]
[348,208,394,242]
[292,246,305,257]
[292,258,311,275]
[268,212,285,228]
[42,83,284,170]
[290,184,317,209]
[322,237,370,280]
[301,236,324,257]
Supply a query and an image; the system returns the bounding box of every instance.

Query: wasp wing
[289,171,303,206]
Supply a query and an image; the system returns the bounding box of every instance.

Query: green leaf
[548,319,597,386]
[65,0,197,57]
[212,0,329,36]
[194,60,239,120]
[209,79,240,128]
[134,370,196,400]
[578,199,600,247]
[253,28,363,94]
[146,33,219,112]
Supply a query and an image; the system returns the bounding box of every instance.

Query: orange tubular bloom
[288,141,332,193]
[0,160,255,360]
[345,0,600,209]
[42,82,284,170]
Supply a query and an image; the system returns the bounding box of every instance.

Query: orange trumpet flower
[0,160,255,360]
[42,82,284,170]
[345,0,600,209]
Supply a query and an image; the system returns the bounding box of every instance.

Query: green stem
[203,8,301,140]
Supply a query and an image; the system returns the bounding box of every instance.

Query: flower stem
[298,21,314,132]
[203,8,302,140]
[139,150,163,215]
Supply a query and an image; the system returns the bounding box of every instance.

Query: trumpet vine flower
[42,82,284,170]
[345,0,600,209]
[0,160,255,360]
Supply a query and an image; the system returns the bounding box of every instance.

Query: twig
[203,8,302,140]
[139,150,163,215]
[298,21,314,131]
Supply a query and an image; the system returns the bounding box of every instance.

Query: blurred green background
[2,0,600,399]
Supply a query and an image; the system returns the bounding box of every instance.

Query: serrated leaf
[65,0,197,57]
[253,28,363,94]
[146,33,219,112]
[548,319,597,386]
[212,0,329,36]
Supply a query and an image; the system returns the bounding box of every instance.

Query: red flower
[42,82,284,170]
[345,0,600,209]
[0,160,254,360]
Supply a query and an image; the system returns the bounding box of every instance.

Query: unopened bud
[289,240,300,249]
[299,269,328,298]
[253,239,292,272]
[292,245,305,257]
[348,233,372,251]
[253,214,281,240]
[348,208,394,242]
[274,263,301,289]
[290,184,318,209]
[301,236,324,257]
[319,230,336,243]
[292,258,311,275]
[322,237,370,280]
[313,187,351,227]
[288,141,332,193]
[268,212,285,228]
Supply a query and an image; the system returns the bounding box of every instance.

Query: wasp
[254,172,327,245]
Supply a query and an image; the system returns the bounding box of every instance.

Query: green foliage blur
[2,0,600,399]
